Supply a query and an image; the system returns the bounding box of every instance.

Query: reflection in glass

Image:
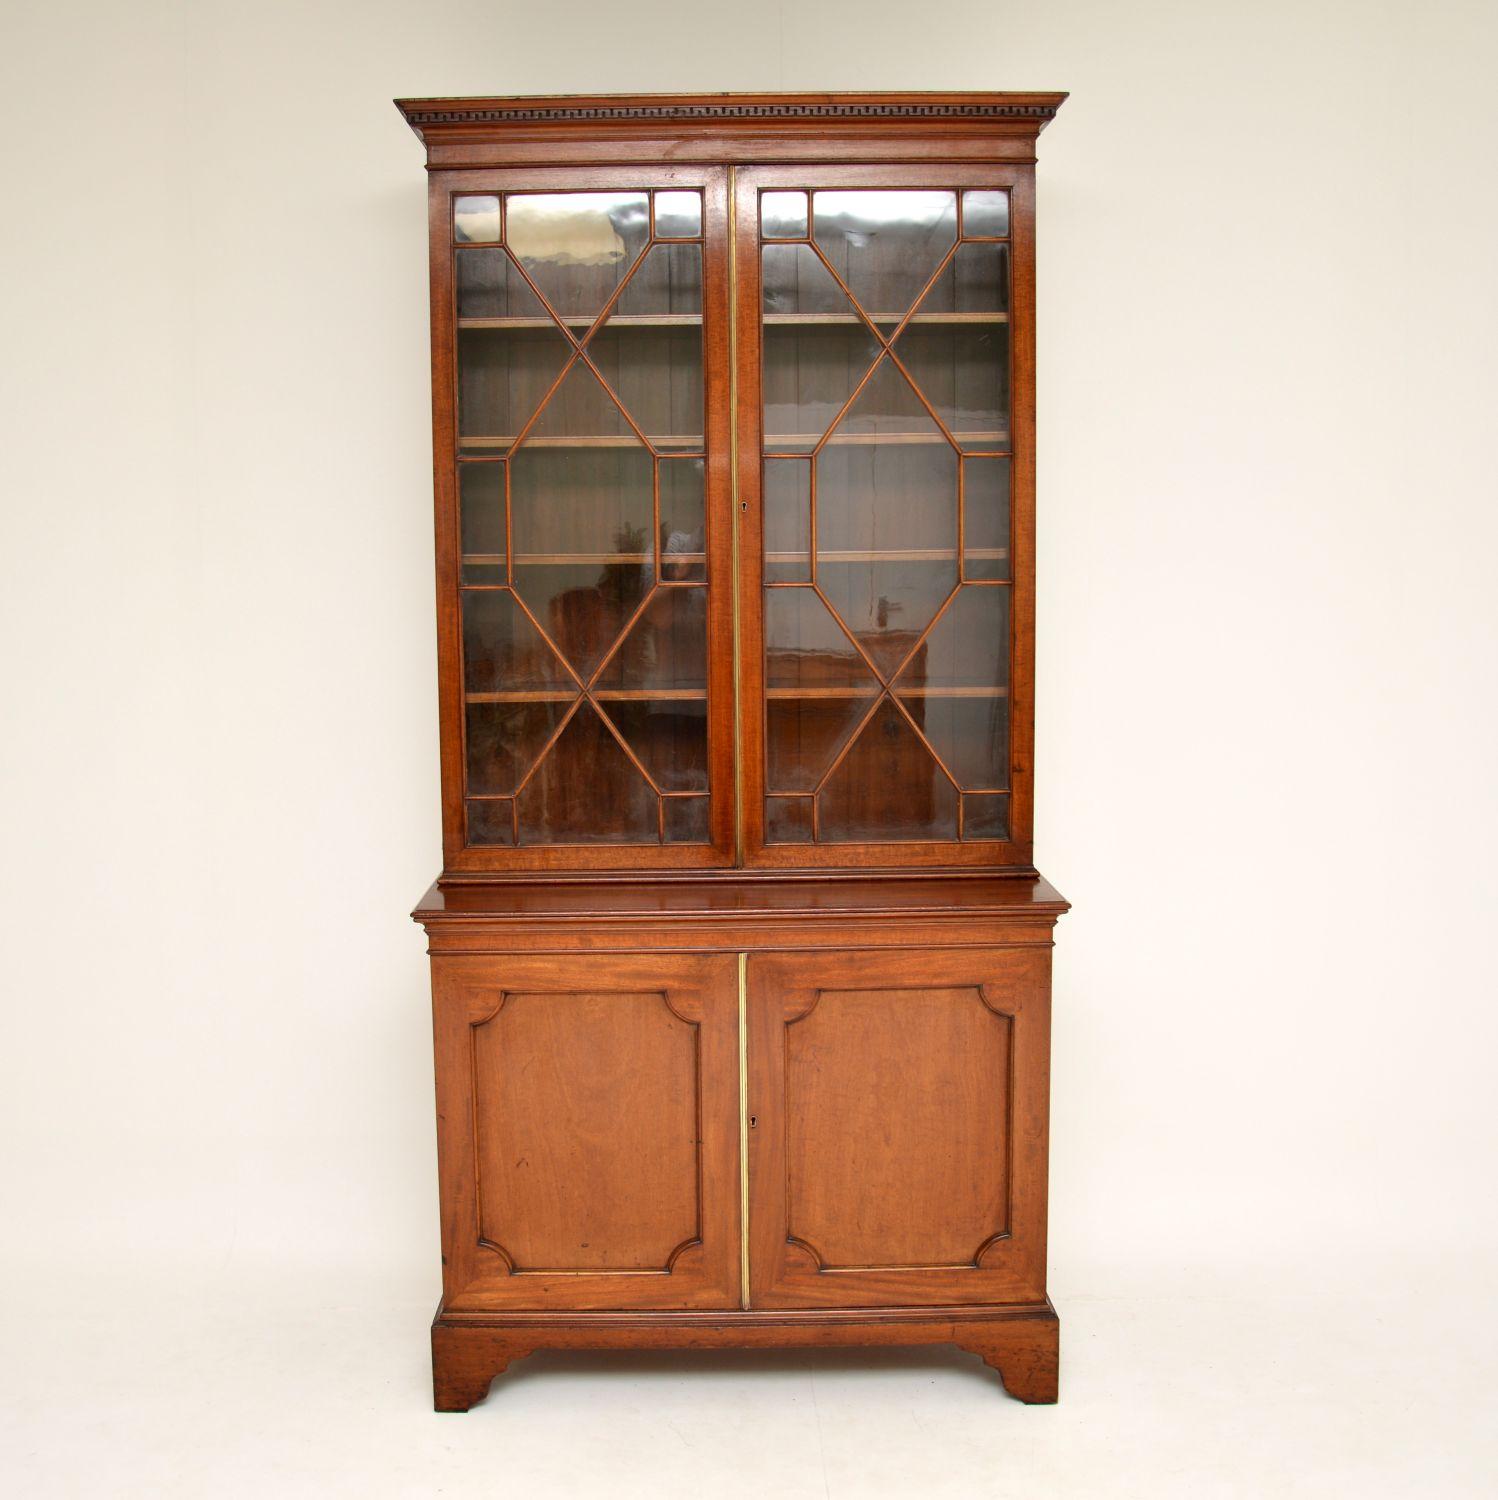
[819,698,957,841]
[812,191,956,325]
[654,191,702,238]
[603,699,708,791]
[595,588,707,692]
[766,696,874,794]
[466,701,573,796]
[454,195,500,243]
[962,189,1010,238]
[763,587,876,691]
[506,193,650,320]
[660,459,706,581]
[761,191,808,238]
[516,703,656,842]
[764,460,811,582]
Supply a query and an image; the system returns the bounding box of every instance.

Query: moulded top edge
[393,90,1069,145]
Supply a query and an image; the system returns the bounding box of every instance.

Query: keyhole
[748,1115,757,1128]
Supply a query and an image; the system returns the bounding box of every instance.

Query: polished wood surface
[404,90,1069,1408]
[433,952,740,1312]
[748,948,1048,1309]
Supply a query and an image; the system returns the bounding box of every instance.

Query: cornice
[395,92,1067,159]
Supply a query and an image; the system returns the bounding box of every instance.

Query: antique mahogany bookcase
[398,91,1070,1409]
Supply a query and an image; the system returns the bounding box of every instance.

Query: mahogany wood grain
[403,91,1070,1408]
[431,1301,1059,1410]
[432,952,740,1311]
[748,948,1049,1309]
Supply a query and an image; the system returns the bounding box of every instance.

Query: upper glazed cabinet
[405,94,1060,874]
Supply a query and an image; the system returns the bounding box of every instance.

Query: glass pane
[765,795,814,842]
[912,242,1010,319]
[819,698,957,842]
[466,798,514,845]
[761,191,808,238]
[456,327,571,454]
[963,791,1010,840]
[816,432,958,680]
[763,459,811,582]
[963,457,1011,580]
[454,195,500,243]
[506,193,650,322]
[664,795,710,843]
[461,591,572,694]
[654,191,702,238]
[895,585,1011,788]
[459,464,505,584]
[762,244,881,453]
[763,587,877,692]
[509,445,653,681]
[516,703,657,843]
[595,588,707,692]
[962,190,1010,239]
[660,459,705,581]
[894,321,1010,447]
[766,696,874,793]
[602,699,708,792]
[589,323,702,446]
[812,190,956,329]
[456,248,548,321]
[466,700,573,797]
[613,242,702,318]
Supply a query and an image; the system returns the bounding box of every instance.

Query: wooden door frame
[429,165,737,873]
[732,162,1037,871]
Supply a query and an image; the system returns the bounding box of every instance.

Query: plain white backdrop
[3,0,1495,1494]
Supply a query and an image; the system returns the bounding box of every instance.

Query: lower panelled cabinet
[429,945,1057,1408]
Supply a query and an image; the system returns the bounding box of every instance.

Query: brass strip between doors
[737,949,750,1309]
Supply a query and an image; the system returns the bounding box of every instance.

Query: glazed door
[746,948,1050,1308]
[735,166,1035,869]
[435,168,735,872]
[433,953,741,1311]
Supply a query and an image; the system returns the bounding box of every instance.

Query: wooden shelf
[764,311,1008,326]
[764,686,1008,699]
[766,548,1008,564]
[460,435,705,451]
[764,431,1009,449]
[459,314,702,330]
[466,689,706,703]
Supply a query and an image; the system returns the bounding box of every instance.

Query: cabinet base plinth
[431,1300,1059,1410]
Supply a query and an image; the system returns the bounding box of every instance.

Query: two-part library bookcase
[399,90,1070,1409]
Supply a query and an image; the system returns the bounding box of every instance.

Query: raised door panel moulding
[470,988,703,1275]
[783,985,1013,1271]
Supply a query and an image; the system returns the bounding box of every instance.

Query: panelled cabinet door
[747,947,1050,1308]
[433,953,741,1311]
